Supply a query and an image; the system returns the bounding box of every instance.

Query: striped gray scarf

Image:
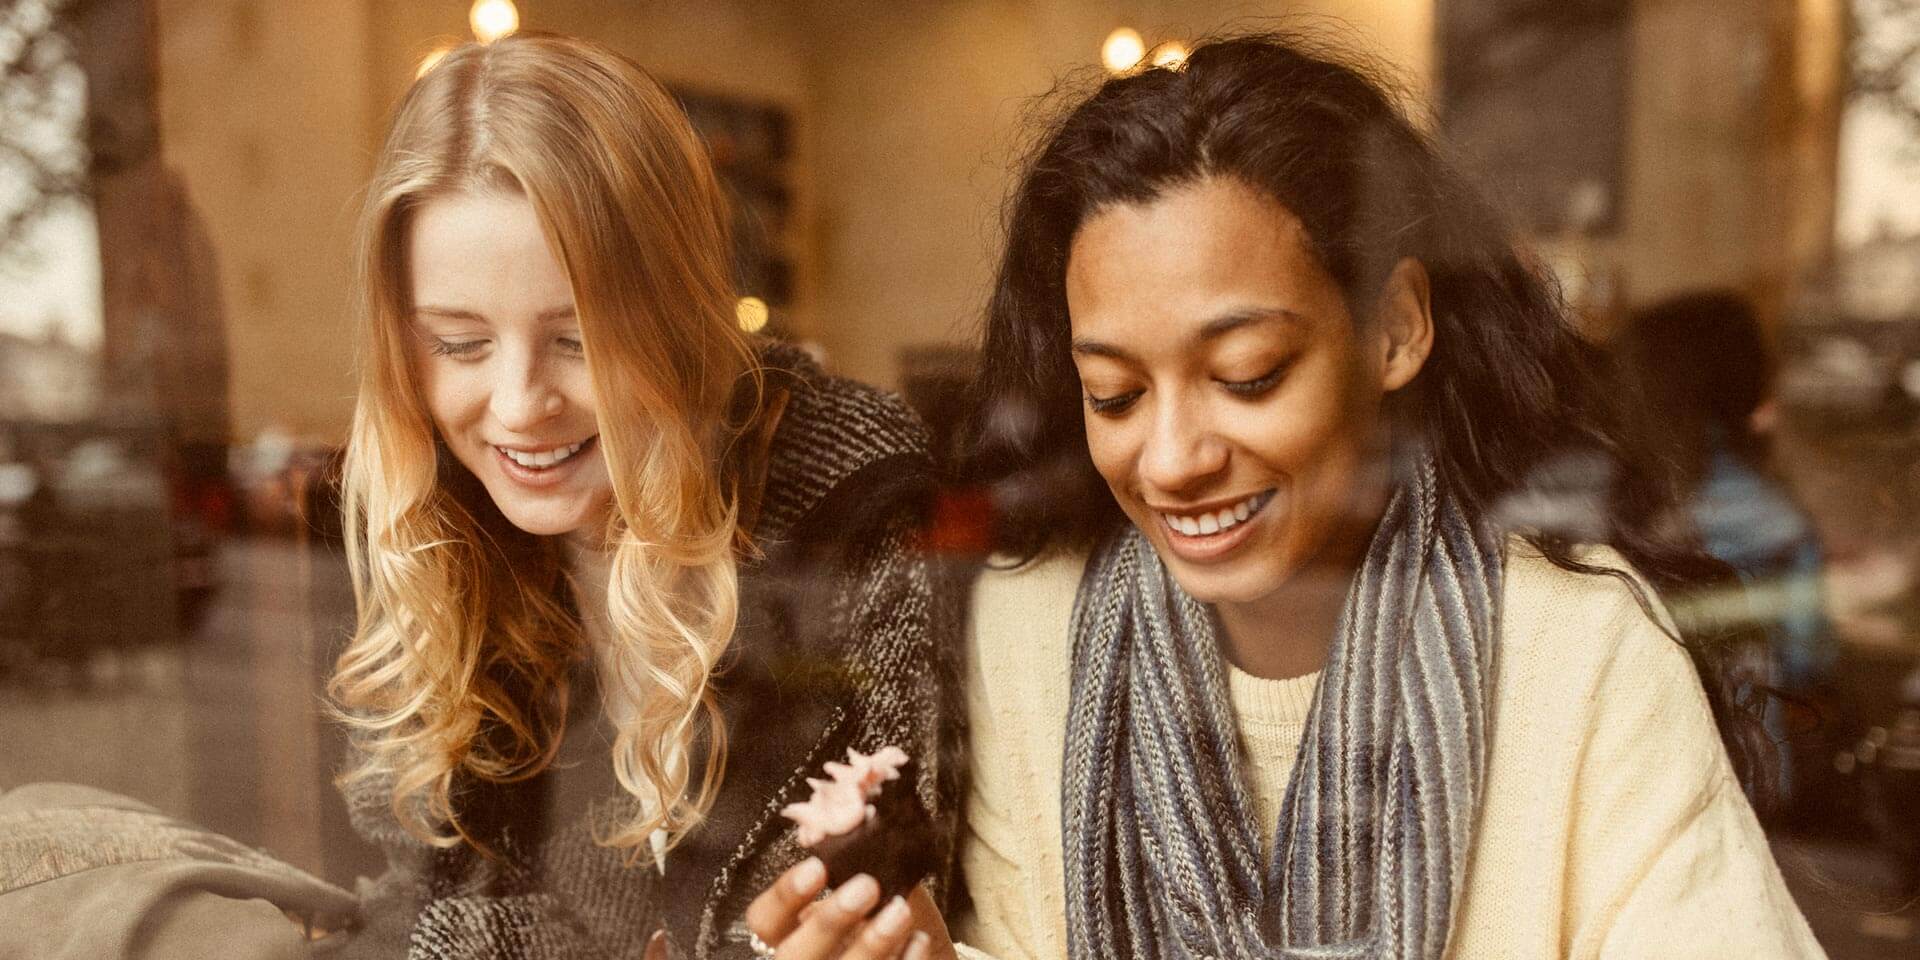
[1062,459,1502,959]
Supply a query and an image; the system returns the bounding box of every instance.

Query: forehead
[1064,177,1346,346]
[406,189,572,310]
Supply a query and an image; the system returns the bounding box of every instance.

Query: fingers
[839,892,920,960]
[749,864,928,960]
[746,857,828,947]
[769,874,894,959]
[901,931,933,960]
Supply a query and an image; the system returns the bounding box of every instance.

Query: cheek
[417,364,487,434]
[1236,374,1374,480]
[1080,415,1138,494]
[562,368,600,422]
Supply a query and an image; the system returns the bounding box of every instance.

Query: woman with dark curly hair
[747,31,1820,960]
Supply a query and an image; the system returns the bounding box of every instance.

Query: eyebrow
[1069,307,1304,360]
[413,305,578,324]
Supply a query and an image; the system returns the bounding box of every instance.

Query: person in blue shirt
[1615,289,1834,810]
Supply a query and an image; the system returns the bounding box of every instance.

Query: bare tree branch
[0,0,89,263]
[1849,0,1920,145]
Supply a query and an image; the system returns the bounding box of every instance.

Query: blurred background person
[1615,289,1836,817]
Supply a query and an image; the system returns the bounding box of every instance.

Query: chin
[501,512,588,537]
[1162,560,1283,606]
[486,490,605,537]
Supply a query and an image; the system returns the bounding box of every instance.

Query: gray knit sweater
[327,344,960,960]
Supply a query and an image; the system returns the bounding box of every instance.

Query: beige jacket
[0,782,356,960]
[954,542,1826,959]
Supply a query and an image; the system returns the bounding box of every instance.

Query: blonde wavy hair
[330,33,757,858]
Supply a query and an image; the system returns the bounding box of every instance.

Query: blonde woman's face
[407,190,612,536]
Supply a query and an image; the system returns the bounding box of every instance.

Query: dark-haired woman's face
[1066,176,1428,616]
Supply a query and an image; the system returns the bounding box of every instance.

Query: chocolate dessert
[780,746,936,905]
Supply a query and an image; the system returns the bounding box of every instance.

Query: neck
[1215,560,1356,680]
[1214,474,1390,681]
[563,532,615,645]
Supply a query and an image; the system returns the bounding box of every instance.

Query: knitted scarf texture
[1062,459,1503,959]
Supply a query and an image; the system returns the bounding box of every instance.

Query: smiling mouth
[496,436,596,471]
[1158,490,1276,537]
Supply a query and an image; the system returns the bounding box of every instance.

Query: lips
[1158,490,1275,536]
[1150,489,1278,563]
[497,436,594,469]
[492,435,598,487]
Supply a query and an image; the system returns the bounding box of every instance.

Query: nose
[1136,391,1229,496]
[490,346,565,433]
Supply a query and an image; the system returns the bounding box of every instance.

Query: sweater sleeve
[1561,588,1826,960]
[951,556,1082,960]
[832,508,957,896]
[695,502,959,960]
[952,587,1044,960]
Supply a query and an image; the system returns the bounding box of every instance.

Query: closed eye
[1085,390,1142,415]
[1218,365,1285,397]
[428,337,488,359]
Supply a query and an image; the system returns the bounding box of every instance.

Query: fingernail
[874,896,911,934]
[833,873,879,912]
[789,857,825,893]
[907,931,932,959]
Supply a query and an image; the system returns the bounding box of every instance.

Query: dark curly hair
[961,31,1776,806]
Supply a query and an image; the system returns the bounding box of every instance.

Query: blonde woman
[327,34,956,959]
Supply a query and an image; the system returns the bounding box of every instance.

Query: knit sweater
[330,344,961,960]
[954,541,1827,959]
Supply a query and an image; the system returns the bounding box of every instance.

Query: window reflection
[0,1,1916,955]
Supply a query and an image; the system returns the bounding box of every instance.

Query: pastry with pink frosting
[780,745,935,903]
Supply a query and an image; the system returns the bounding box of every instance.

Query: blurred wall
[1610,0,1843,324]
[154,0,372,444]
[150,0,1843,439]
[797,0,1435,390]
[1521,0,1843,336]
[802,0,1843,380]
[149,0,1432,441]
[152,0,816,444]
[362,0,822,341]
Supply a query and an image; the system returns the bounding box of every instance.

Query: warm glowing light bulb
[470,0,519,43]
[736,296,770,333]
[416,45,454,79]
[1102,27,1145,74]
[1151,40,1189,70]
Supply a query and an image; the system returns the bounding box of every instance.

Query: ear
[1373,258,1434,392]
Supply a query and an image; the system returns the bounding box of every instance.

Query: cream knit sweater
[952,542,1826,959]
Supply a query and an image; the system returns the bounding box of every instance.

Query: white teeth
[501,438,589,470]
[1161,491,1272,538]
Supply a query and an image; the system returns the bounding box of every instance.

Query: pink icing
[780,746,910,847]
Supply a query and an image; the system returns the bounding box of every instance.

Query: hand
[745,857,956,960]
